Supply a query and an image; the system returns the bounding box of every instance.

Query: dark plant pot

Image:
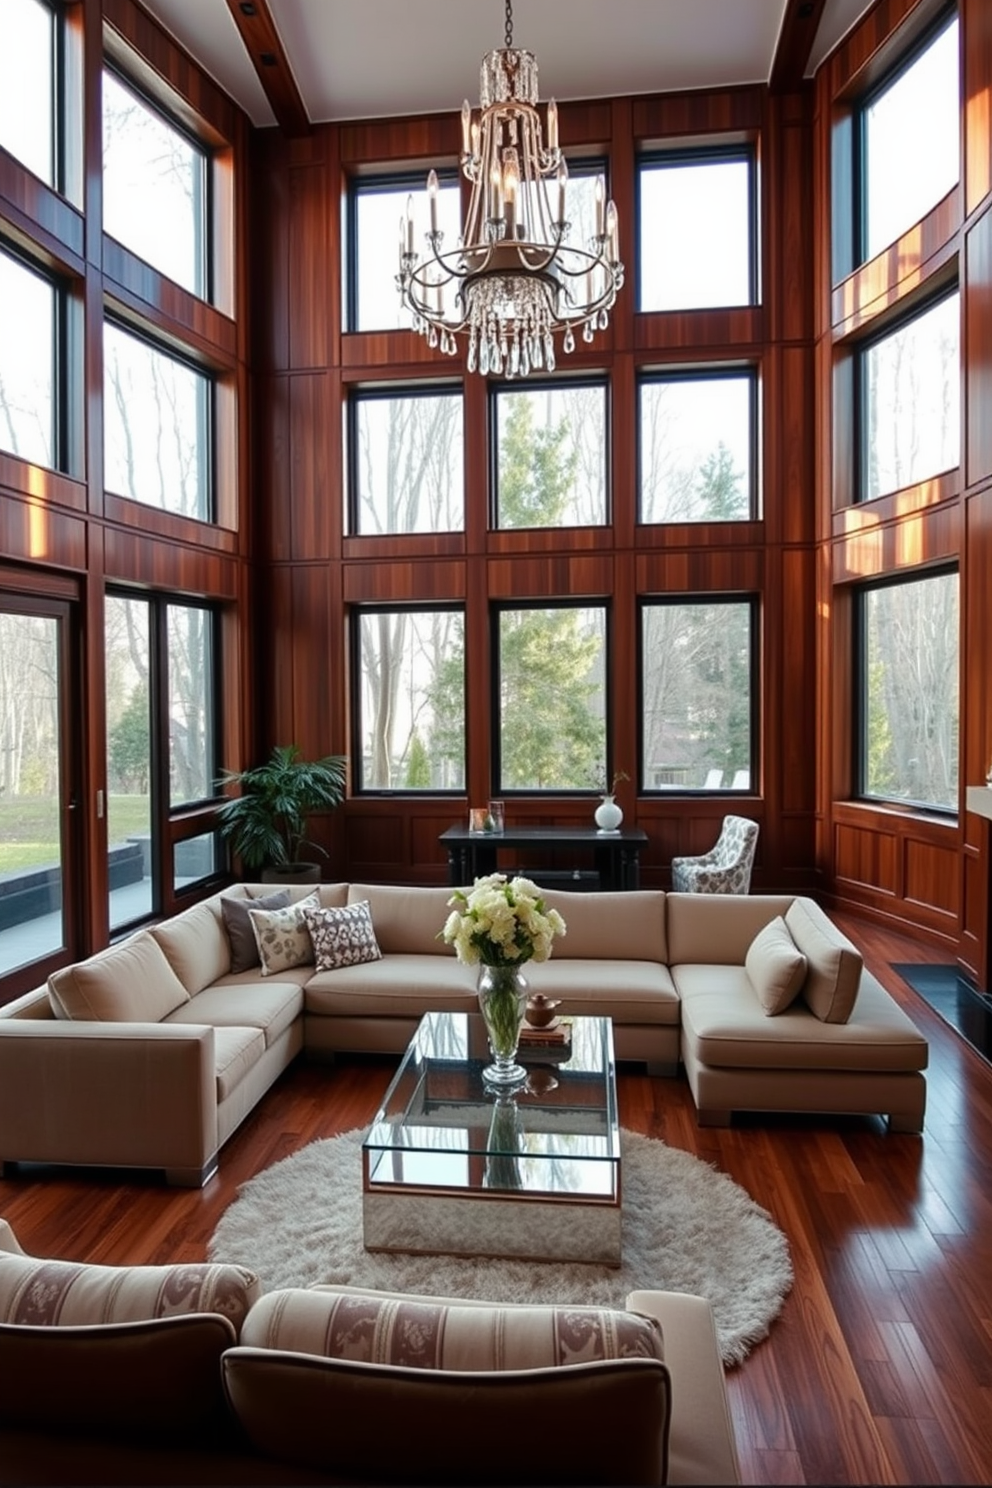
[260,863,322,885]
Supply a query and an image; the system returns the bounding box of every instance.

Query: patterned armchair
[671,814,759,894]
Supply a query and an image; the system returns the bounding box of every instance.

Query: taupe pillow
[303,902,382,972]
[785,898,863,1023]
[47,932,190,1022]
[745,916,807,1016]
[222,890,291,973]
[248,891,320,976]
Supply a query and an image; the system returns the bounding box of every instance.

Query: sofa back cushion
[151,899,231,994]
[226,1286,670,1484]
[745,915,808,1015]
[666,893,796,966]
[538,889,667,962]
[785,898,863,1023]
[347,883,458,955]
[0,1221,259,1439]
[47,931,190,1022]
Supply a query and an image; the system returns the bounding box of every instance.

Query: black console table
[439,825,649,892]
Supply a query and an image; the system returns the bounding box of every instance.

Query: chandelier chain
[505,0,513,50]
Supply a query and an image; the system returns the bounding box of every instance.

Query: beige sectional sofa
[0,1216,739,1485]
[0,882,928,1187]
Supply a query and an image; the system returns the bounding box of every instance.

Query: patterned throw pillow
[248,891,321,976]
[304,901,382,972]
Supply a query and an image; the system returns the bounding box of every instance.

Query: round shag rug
[209,1128,792,1365]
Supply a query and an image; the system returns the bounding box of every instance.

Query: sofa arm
[626,1290,740,1486]
[0,1022,218,1185]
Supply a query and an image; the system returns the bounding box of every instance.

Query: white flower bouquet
[441,872,567,968]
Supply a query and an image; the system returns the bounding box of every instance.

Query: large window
[640,598,755,791]
[638,149,755,312]
[0,0,54,186]
[639,370,755,523]
[103,320,213,521]
[349,387,463,534]
[105,591,220,930]
[350,173,461,332]
[354,607,465,790]
[860,12,959,263]
[494,603,607,791]
[857,569,958,813]
[102,68,209,298]
[494,379,607,528]
[0,246,60,469]
[859,288,959,503]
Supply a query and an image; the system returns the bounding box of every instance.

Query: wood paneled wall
[814,0,992,974]
[249,84,820,897]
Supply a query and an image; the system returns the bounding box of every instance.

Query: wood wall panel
[830,190,959,332]
[965,206,992,487]
[487,555,614,599]
[779,546,817,816]
[775,345,816,546]
[0,155,85,263]
[342,559,466,603]
[0,460,87,512]
[834,822,899,894]
[635,549,764,593]
[288,372,336,560]
[0,497,88,571]
[831,497,960,581]
[103,528,239,596]
[964,0,992,214]
[905,838,960,915]
[633,86,763,141]
[102,241,239,357]
[288,164,332,370]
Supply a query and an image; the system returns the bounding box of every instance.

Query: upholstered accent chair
[671,814,759,894]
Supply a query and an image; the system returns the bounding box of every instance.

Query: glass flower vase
[477,964,528,1087]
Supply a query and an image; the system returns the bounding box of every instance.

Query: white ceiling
[137,0,876,130]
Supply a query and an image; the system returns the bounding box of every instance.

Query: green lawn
[0,796,151,873]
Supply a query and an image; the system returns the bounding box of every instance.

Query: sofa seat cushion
[525,959,680,1026]
[165,981,303,1049]
[151,899,231,995]
[539,889,668,962]
[47,931,190,1023]
[213,1025,267,1100]
[305,954,478,1019]
[223,1286,670,1486]
[674,964,929,1072]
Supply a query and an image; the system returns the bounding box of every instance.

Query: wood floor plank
[3,907,992,1483]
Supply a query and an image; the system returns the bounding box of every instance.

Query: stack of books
[517,1017,572,1061]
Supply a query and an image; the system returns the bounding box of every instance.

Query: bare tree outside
[167,603,213,805]
[0,248,55,468]
[495,382,606,527]
[864,291,959,502]
[862,571,958,810]
[353,391,463,534]
[359,609,465,789]
[641,600,752,790]
[640,375,751,523]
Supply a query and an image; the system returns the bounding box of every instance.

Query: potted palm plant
[216,745,347,883]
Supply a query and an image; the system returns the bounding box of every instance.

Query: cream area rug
[209,1128,792,1366]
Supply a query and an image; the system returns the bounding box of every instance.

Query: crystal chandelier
[396,0,623,379]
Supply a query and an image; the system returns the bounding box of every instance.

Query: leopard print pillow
[303,901,382,972]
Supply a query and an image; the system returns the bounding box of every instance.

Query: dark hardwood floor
[3,909,992,1485]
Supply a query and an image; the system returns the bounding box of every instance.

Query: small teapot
[525,993,562,1028]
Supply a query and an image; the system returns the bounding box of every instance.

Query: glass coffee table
[362,1011,621,1265]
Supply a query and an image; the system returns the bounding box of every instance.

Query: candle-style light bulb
[547,98,558,153]
[427,169,438,235]
[461,100,471,156]
[405,194,415,256]
[595,176,605,237]
[557,159,568,226]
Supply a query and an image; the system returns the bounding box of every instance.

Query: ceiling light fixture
[396,0,623,379]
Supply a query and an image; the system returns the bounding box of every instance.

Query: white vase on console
[594,794,623,832]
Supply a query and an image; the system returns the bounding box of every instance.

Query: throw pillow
[745,916,808,1016]
[785,898,863,1023]
[47,931,190,1022]
[222,890,291,973]
[248,891,320,976]
[304,901,382,972]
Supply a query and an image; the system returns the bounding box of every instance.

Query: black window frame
[635,144,759,313]
[853,278,959,506]
[636,365,759,524]
[103,312,217,523]
[636,593,759,796]
[347,168,460,334]
[349,600,466,795]
[852,5,959,272]
[489,372,612,530]
[852,564,959,817]
[490,597,612,796]
[0,237,71,474]
[101,62,212,303]
[346,380,465,536]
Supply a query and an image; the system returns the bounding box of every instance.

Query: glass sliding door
[105,592,154,929]
[0,598,77,978]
